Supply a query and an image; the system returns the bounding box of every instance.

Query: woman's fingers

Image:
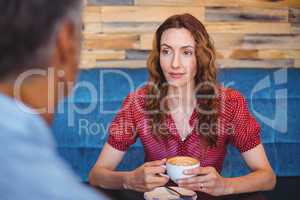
[145,165,166,176]
[184,166,214,176]
[178,166,224,195]
[178,180,215,195]
[178,167,218,193]
[180,184,212,194]
[144,165,169,185]
[143,175,169,191]
[146,175,169,184]
[177,173,212,185]
[179,179,215,188]
[144,159,167,167]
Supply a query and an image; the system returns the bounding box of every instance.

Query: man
[0,0,108,199]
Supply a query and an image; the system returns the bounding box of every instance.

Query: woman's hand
[177,166,231,196]
[124,159,169,192]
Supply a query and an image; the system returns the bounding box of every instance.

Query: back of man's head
[0,0,82,80]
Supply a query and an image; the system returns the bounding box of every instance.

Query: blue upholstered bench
[52,68,300,181]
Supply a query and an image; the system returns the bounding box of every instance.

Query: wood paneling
[83,33,140,49]
[140,34,153,50]
[206,7,288,22]
[87,0,133,5]
[102,22,292,34]
[217,50,300,59]
[288,0,300,8]
[135,0,204,6]
[126,50,149,60]
[211,34,245,49]
[135,0,290,8]
[295,59,300,67]
[242,34,300,49]
[102,22,160,33]
[204,22,291,34]
[289,8,300,33]
[83,6,101,23]
[83,23,102,33]
[289,8,300,23]
[217,59,294,68]
[81,50,125,61]
[83,6,102,33]
[101,6,204,22]
[81,60,147,69]
[292,25,300,33]
[81,1,300,68]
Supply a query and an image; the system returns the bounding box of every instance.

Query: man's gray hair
[0,0,83,80]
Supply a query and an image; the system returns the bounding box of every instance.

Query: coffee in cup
[166,156,200,182]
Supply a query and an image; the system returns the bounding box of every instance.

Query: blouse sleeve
[107,93,137,152]
[228,92,261,153]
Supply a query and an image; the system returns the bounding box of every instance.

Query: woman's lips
[169,72,185,79]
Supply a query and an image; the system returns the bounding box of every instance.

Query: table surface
[96,188,268,200]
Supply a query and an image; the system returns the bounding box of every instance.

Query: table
[96,188,268,200]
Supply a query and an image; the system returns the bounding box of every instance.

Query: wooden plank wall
[81,0,300,69]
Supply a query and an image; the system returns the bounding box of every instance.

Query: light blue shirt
[0,94,107,200]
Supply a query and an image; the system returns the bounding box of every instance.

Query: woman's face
[159,28,197,88]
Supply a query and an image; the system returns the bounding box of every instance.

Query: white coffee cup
[165,156,200,183]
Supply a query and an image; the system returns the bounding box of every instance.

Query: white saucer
[144,186,197,200]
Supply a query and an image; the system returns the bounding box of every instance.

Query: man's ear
[51,20,80,83]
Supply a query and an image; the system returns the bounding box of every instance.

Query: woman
[88,13,276,196]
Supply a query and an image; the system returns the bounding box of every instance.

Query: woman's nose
[171,53,181,69]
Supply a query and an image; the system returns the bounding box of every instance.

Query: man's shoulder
[0,94,51,143]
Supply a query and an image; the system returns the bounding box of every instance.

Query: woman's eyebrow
[161,43,195,49]
[160,43,172,48]
[181,45,195,49]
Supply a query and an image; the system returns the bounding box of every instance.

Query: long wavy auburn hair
[145,13,220,147]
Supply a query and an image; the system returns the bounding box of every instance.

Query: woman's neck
[167,82,196,112]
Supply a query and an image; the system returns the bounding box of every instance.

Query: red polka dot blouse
[107,86,261,173]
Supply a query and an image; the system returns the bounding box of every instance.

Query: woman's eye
[161,49,170,55]
[183,50,193,55]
